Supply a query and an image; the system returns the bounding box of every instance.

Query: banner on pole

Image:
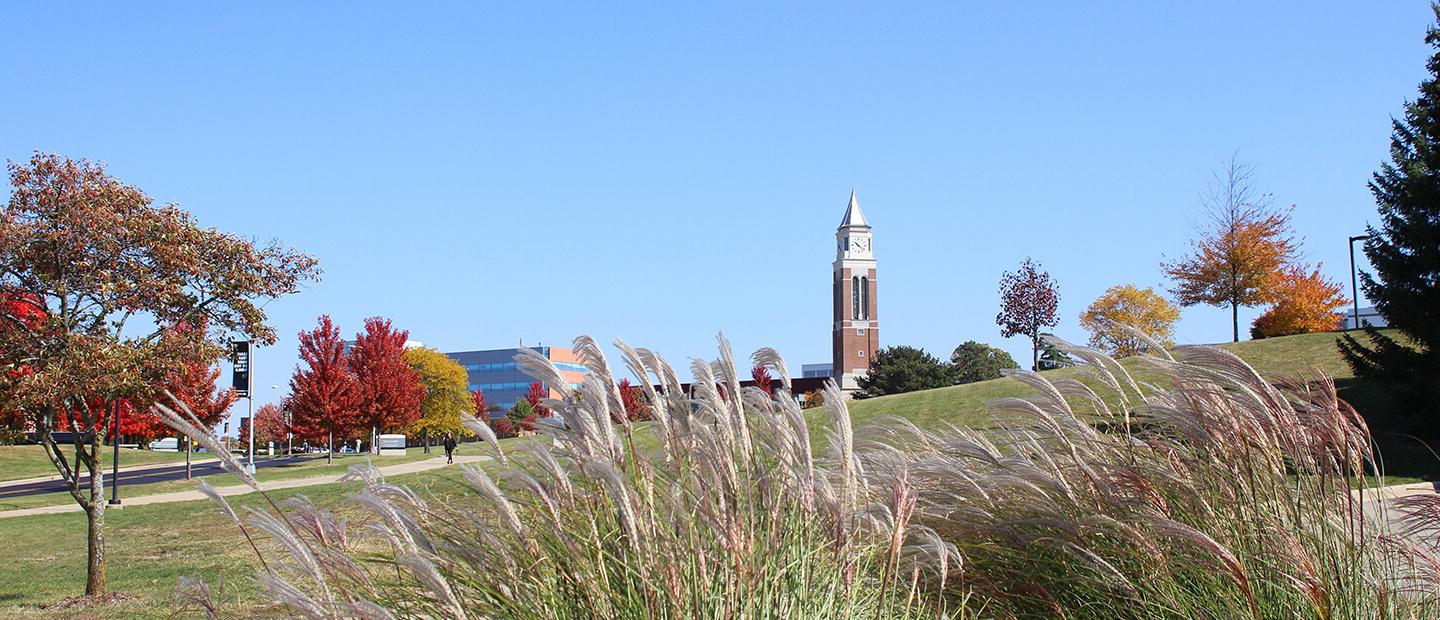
[231,340,251,397]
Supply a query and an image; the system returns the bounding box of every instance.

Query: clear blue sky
[1,2,1431,430]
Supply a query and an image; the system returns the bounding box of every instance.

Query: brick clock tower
[833,191,877,394]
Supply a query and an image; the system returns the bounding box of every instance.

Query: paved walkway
[0,454,490,519]
[0,457,222,488]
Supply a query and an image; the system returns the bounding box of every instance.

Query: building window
[857,328,864,336]
[860,276,870,320]
[851,275,860,319]
[858,350,865,358]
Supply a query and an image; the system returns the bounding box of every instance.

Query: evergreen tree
[1036,333,1074,371]
[950,341,1019,384]
[855,346,953,398]
[1339,7,1440,431]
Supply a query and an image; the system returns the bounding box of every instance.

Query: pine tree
[1338,7,1440,431]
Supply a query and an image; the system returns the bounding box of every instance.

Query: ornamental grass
[162,332,1440,619]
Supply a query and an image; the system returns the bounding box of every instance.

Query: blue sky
[1,2,1432,429]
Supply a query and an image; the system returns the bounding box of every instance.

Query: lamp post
[1349,235,1371,330]
[108,400,121,506]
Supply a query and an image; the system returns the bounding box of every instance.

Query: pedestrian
[443,432,457,464]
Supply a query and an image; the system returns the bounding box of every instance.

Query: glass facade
[444,346,589,419]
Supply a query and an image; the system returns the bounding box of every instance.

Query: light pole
[1349,235,1371,330]
[108,399,121,506]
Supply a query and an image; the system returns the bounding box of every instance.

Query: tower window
[858,350,865,358]
[851,275,860,320]
[860,276,870,320]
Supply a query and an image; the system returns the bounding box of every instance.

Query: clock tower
[833,191,877,394]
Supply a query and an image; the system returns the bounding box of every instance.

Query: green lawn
[0,441,513,618]
[0,446,198,483]
[0,466,476,618]
[839,330,1438,485]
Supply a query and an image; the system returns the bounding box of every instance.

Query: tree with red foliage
[471,389,489,421]
[0,154,319,596]
[491,417,516,438]
[288,315,361,464]
[618,378,652,421]
[996,257,1061,371]
[751,365,774,397]
[525,381,552,418]
[349,317,424,453]
[162,356,238,478]
[239,402,288,448]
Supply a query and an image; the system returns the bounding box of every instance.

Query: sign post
[232,340,255,475]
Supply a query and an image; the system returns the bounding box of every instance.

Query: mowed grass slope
[842,330,1436,483]
[848,331,1375,427]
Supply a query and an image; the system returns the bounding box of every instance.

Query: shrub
[161,334,1440,619]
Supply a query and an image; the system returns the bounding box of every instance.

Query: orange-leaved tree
[0,152,318,596]
[1250,264,1348,338]
[1079,284,1182,357]
[1163,157,1296,342]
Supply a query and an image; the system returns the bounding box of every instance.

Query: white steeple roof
[839,190,869,228]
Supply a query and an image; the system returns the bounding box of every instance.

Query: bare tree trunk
[85,502,107,595]
[85,429,107,596]
[1231,301,1239,342]
[1031,330,1040,371]
[327,429,334,465]
[185,438,192,480]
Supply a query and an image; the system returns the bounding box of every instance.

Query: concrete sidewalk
[0,454,489,519]
[0,457,222,488]
[1353,480,1440,503]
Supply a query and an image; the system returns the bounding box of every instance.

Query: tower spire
[839,190,869,228]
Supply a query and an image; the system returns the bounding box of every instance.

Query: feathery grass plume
[570,335,628,424]
[397,554,468,620]
[182,328,1440,619]
[459,464,527,546]
[175,573,220,620]
[460,410,507,466]
[822,380,858,513]
[153,392,257,489]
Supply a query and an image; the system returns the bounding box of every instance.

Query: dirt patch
[40,592,139,611]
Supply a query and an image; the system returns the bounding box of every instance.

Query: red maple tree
[996,257,1061,371]
[525,381,552,418]
[239,402,288,447]
[471,388,488,421]
[751,364,774,396]
[618,377,652,421]
[288,315,361,463]
[349,317,424,452]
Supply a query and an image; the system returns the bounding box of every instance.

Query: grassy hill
[842,330,1436,483]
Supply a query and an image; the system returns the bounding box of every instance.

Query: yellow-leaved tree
[403,346,476,452]
[1079,284,1182,357]
[1250,264,1348,338]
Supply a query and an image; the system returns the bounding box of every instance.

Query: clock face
[851,237,870,252]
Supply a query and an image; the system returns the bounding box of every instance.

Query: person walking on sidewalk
[443,432,457,464]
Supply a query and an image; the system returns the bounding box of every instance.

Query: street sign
[231,340,251,397]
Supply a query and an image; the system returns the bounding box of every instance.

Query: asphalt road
[0,455,316,500]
